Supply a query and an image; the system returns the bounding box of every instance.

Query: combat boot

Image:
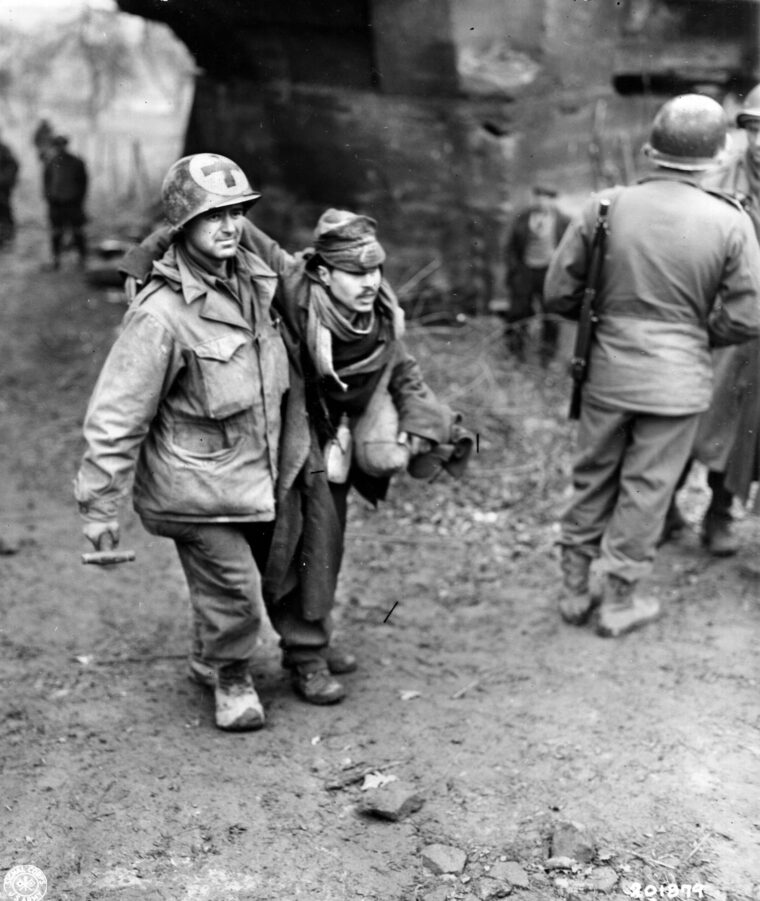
[281,645,358,675]
[214,660,265,732]
[292,661,346,705]
[595,574,661,638]
[702,472,739,556]
[701,516,739,556]
[557,546,598,625]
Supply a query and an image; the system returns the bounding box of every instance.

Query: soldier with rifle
[544,94,760,638]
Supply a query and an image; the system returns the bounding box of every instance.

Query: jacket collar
[636,168,703,189]
[151,242,278,329]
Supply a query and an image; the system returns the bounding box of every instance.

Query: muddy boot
[214,660,265,732]
[557,547,598,626]
[595,574,661,638]
[292,661,346,705]
[701,471,738,557]
[702,518,739,556]
[282,645,357,675]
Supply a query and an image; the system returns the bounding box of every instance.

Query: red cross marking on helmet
[200,157,238,188]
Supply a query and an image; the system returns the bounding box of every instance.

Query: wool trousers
[141,518,331,666]
[561,400,700,583]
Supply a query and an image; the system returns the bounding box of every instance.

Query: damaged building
[116,0,760,313]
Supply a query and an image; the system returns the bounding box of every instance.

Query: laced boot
[292,661,346,705]
[595,574,661,638]
[701,514,739,556]
[557,547,597,625]
[214,660,265,731]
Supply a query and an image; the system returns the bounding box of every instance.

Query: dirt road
[1,192,759,901]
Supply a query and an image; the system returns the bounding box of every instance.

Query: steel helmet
[643,94,728,171]
[161,153,260,229]
[736,84,760,128]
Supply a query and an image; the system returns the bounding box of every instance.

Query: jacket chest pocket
[193,333,258,420]
[259,317,291,401]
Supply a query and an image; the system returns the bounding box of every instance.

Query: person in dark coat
[0,133,19,246]
[43,135,88,269]
[664,83,760,555]
[32,118,55,164]
[504,185,570,365]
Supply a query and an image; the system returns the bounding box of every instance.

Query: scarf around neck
[304,271,405,391]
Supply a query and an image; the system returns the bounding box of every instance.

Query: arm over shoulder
[119,225,174,282]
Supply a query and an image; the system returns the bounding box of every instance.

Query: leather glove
[83,520,120,551]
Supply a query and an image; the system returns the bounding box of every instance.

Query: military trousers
[560,400,700,583]
[141,518,331,666]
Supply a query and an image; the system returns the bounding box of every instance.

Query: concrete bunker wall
[117,0,759,313]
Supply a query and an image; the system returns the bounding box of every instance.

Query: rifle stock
[568,198,610,420]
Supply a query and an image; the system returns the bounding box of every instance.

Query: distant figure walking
[43,135,88,269]
[504,185,570,366]
[33,118,55,164]
[0,132,19,246]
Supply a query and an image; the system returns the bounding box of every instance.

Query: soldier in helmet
[74,154,295,732]
[663,84,760,556]
[544,94,760,637]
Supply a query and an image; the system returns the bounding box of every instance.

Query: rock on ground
[487,861,529,889]
[358,779,424,821]
[550,820,596,863]
[420,843,468,875]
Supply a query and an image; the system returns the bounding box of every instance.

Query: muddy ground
[1,177,759,901]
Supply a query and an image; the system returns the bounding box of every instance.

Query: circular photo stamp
[3,865,48,901]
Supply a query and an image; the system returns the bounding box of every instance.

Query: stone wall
[116,0,760,313]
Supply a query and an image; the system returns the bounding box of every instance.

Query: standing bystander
[32,118,55,164]
[504,185,570,366]
[545,94,760,637]
[0,131,19,246]
[665,84,760,555]
[43,135,88,269]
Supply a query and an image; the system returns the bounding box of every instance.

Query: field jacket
[75,244,289,523]
[119,221,453,617]
[544,173,760,415]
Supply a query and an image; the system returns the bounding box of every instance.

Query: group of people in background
[0,117,88,268]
